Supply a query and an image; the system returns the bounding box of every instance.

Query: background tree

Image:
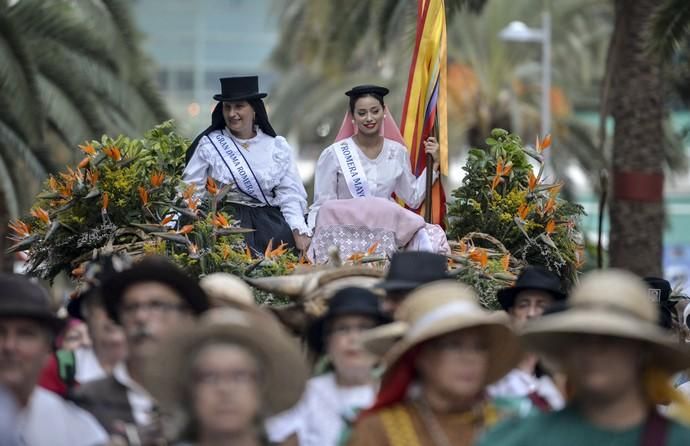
[0,0,168,271]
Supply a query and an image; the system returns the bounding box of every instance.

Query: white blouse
[183,128,310,235]
[307,137,437,229]
[265,372,375,446]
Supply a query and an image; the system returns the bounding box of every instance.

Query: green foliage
[447,129,585,308]
[8,122,297,299]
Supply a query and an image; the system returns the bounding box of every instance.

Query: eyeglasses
[120,300,187,317]
[195,369,258,388]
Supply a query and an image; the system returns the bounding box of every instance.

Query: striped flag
[400,0,448,226]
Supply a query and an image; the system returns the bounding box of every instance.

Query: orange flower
[78,143,96,155]
[103,146,122,161]
[543,197,556,215]
[8,220,30,238]
[347,252,365,262]
[182,184,196,200]
[528,170,538,191]
[138,186,149,205]
[245,246,252,260]
[265,241,288,259]
[537,134,552,153]
[549,183,563,198]
[102,192,109,210]
[469,248,488,268]
[366,242,380,256]
[206,177,218,195]
[30,207,51,224]
[47,176,59,192]
[86,170,99,187]
[517,203,529,220]
[186,198,199,212]
[545,220,556,234]
[212,213,230,228]
[77,157,90,169]
[150,172,165,188]
[161,215,173,226]
[178,224,194,234]
[500,254,510,271]
[491,158,513,191]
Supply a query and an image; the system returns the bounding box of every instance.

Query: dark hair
[348,93,385,115]
[185,99,277,165]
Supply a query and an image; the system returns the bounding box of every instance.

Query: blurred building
[132,0,280,137]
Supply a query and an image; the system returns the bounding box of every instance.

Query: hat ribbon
[407,301,478,339]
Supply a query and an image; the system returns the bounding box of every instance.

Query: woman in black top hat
[184,76,310,254]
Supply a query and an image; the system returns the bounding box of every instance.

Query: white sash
[334,139,370,198]
[207,131,268,204]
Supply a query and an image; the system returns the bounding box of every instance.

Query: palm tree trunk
[609,0,664,277]
[0,187,15,273]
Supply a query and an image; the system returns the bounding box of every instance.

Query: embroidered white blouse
[307,137,437,229]
[183,128,311,235]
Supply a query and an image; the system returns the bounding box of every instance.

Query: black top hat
[102,256,210,324]
[306,287,391,355]
[0,274,64,334]
[643,277,674,328]
[377,252,449,293]
[497,266,566,311]
[213,76,267,102]
[345,85,390,98]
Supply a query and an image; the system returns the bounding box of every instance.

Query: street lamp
[499,13,552,152]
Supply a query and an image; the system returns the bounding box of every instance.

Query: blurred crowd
[2,252,690,445]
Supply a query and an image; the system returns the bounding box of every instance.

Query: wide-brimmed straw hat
[381,280,522,385]
[521,269,690,373]
[143,308,308,418]
[200,273,255,310]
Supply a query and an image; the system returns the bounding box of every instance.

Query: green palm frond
[648,0,690,60]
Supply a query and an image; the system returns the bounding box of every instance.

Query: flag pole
[425,114,439,223]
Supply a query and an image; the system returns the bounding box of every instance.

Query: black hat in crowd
[643,277,674,329]
[345,85,390,98]
[102,256,210,324]
[306,287,391,355]
[213,76,267,102]
[377,252,449,293]
[0,274,64,334]
[497,266,566,311]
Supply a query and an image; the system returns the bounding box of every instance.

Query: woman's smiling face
[352,96,384,136]
[222,101,255,138]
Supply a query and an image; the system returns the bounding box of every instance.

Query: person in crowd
[267,287,391,446]
[184,76,310,253]
[40,262,128,397]
[57,318,91,351]
[479,269,690,446]
[0,273,108,445]
[306,85,448,262]
[488,266,567,410]
[72,256,210,444]
[142,307,308,446]
[376,251,449,316]
[347,280,523,446]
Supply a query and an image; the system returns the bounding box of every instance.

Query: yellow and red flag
[400,0,448,226]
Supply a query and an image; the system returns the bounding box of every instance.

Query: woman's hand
[292,230,311,253]
[424,137,440,171]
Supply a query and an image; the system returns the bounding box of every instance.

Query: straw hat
[200,273,255,310]
[142,308,308,417]
[521,269,690,373]
[381,280,522,385]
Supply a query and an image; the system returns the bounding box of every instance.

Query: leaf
[6,235,40,254]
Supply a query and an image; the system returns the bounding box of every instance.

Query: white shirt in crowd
[307,137,438,229]
[266,373,375,446]
[183,128,310,235]
[113,363,154,427]
[488,368,565,410]
[17,387,108,446]
[74,348,107,385]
